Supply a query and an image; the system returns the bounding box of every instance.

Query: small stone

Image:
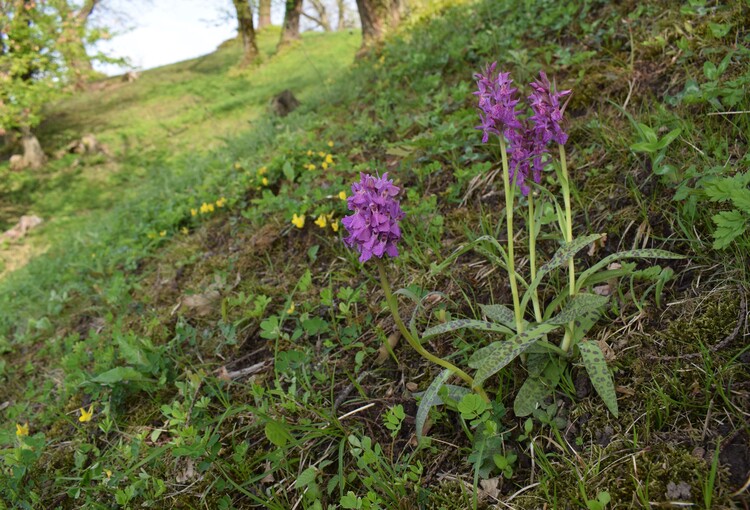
[405,382,418,392]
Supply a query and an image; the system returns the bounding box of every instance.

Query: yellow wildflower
[105,469,113,479]
[191,208,198,217]
[216,197,227,207]
[331,220,339,233]
[258,166,268,175]
[159,231,166,237]
[262,177,269,186]
[234,162,241,170]
[307,164,316,171]
[306,150,313,156]
[318,151,326,158]
[321,162,328,170]
[327,140,334,147]
[338,191,347,200]
[199,203,209,214]
[291,214,305,229]
[286,302,295,314]
[325,154,333,164]
[181,227,189,235]
[207,203,215,213]
[314,215,327,228]
[16,422,29,438]
[79,404,94,423]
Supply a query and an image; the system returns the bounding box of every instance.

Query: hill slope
[1,2,749,508]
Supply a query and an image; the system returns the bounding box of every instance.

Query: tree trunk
[355,0,400,48]
[21,127,46,169]
[232,0,259,66]
[279,0,303,47]
[337,0,347,30]
[64,0,100,89]
[258,0,271,29]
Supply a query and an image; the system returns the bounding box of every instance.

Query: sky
[93,0,282,76]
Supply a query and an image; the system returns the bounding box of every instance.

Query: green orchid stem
[559,144,576,353]
[499,137,524,334]
[376,260,490,403]
[528,193,542,323]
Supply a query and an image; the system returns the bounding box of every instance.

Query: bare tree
[258,0,271,29]
[231,0,259,66]
[278,0,303,46]
[355,0,400,47]
[302,0,332,31]
[336,0,348,30]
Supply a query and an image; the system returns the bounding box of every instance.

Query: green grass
[1,1,750,508]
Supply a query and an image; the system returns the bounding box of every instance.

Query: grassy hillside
[1,1,749,508]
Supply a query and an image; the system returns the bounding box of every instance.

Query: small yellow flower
[191,208,198,217]
[318,151,326,158]
[291,214,305,229]
[105,469,113,479]
[331,220,339,233]
[208,203,215,213]
[181,227,189,235]
[216,197,227,207]
[321,162,329,170]
[262,177,269,186]
[258,166,268,175]
[325,154,333,164]
[16,422,29,438]
[234,162,242,170]
[314,215,327,228]
[159,231,166,237]
[338,191,347,200]
[327,140,334,147]
[199,203,209,214]
[306,150,313,156]
[286,302,295,314]
[307,164,316,171]
[79,404,94,423]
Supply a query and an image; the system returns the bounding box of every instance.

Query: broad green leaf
[578,341,618,417]
[630,141,659,153]
[704,172,750,203]
[415,369,451,440]
[479,304,517,330]
[526,352,550,378]
[413,384,472,407]
[712,210,747,249]
[576,248,684,291]
[265,421,293,447]
[469,323,560,387]
[730,188,750,213]
[421,319,514,341]
[655,128,682,150]
[548,293,609,325]
[521,234,602,312]
[514,361,562,417]
[91,367,151,385]
[295,467,317,488]
[637,122,657,143]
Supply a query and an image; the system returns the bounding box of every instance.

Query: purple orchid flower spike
[342,172,405,263]
[474,62,522,143]
[528,71,572,146]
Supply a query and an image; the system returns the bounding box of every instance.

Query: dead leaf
[260,461,275,484]
[405,382,418,392]
[597,340,615,362]
[376,331,400,365]
[181,290,220,316]
[615,386,635,396]
[593,284,611,296]
[588,233,608,257]
[175,458,196,484]
[479,477,500,500]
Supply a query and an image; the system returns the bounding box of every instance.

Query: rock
[123,70,140,83]
[9,154,25,171]
[270,89,300,117]
[3,215,43,241]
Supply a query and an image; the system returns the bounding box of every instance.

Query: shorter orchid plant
[341,65,682,445]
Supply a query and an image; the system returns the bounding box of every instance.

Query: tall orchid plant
[341,65,682,438]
